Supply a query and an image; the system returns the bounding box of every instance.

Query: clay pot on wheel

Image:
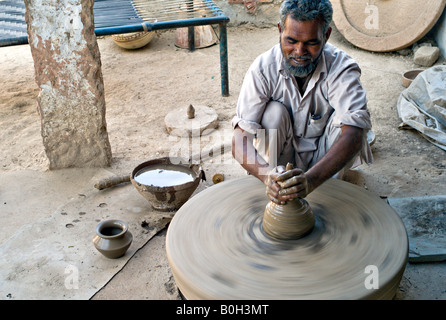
[93,220,133,259]
[262,162,315,240]
[263,198,315,240]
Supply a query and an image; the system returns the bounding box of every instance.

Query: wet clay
[134,164,195,187]
[263,198,314,240]
[166,176,408,299]
[263,163,315,240]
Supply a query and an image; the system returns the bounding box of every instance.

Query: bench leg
[188,26,195,51]
[219,23,229,97]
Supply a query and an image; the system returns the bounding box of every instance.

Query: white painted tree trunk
[24,0,112,169]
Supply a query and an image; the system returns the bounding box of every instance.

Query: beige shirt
[232,43,372,157]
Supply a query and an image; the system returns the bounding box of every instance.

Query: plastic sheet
[397,65,446,151]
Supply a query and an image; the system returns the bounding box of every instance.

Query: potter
[232,0,373,205]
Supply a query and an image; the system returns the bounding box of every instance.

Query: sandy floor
[0,25,445,300]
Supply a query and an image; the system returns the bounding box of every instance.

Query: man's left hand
[276,168,313,200]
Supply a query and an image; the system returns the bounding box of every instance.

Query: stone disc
[332,0,446,52]
[165,105,218,137]
[166,176,408,299]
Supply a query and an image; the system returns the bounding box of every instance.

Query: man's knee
[255,101,295,167]
[260,101,292,131]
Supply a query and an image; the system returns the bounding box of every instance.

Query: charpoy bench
[0,0,230,96]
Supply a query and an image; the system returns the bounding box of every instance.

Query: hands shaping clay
[263,163,315,240]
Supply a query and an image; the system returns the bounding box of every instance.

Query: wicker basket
[112,31,155,49]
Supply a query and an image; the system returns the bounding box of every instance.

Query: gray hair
[279,0,333,34]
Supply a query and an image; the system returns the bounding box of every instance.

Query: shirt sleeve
[231,62,271,134]
[327,61,372,130]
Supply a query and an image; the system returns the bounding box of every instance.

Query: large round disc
[164,105,218,137]
[166,176,408,299]
[332,0,446,52]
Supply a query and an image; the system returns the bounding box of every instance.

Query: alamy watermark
[364,4,379,30]
[64,264,79,290]
[364,265,379,290]
[167,125,278,176]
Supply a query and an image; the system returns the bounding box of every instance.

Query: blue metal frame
[0,0,230,96]
[95,16,228,36]
[93,1,230,96]
[95,18,230,97]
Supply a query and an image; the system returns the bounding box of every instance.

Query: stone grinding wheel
[332,0,446,52]
[166,176,409,299]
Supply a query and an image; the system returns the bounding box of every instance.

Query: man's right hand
[264,165,287,204]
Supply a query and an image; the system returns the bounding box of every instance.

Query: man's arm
[232,126,289,204]
[233,123,364,203]
[278,124,364,200]
[232,126,269,183]
[307,125,363,188]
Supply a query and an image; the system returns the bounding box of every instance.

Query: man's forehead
[283,15,324,37]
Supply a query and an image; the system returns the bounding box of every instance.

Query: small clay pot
[402,69,424,87]
[93,220,133,259]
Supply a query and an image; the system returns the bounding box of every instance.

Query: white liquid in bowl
[134,164,195,187]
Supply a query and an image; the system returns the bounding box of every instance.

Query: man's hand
[265,166,313,204]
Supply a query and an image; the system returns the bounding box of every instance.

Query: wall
[432,8,446,58]
[215,0,281,27]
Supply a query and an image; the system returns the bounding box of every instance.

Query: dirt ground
[0,25,445,300]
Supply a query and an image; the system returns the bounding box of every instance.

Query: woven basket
[112,31,155,49]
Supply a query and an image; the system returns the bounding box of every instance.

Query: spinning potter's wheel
[166,176,408,299]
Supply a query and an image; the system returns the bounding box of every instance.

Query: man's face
[279,15,331,78]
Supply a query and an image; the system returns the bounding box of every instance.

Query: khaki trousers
[253,101,362,178]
